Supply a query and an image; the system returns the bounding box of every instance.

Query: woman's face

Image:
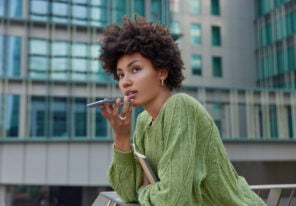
[116,53,166,107]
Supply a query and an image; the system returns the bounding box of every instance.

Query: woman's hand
[99,96,133,152]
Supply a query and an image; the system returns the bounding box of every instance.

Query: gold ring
[118,114,127,120]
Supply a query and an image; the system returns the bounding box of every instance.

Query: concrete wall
[0,141,295,186]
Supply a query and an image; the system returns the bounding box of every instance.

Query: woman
[98,16,265,206]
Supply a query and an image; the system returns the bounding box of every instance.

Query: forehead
[117,53,149,68]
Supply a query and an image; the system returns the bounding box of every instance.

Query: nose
[120,74,132,88]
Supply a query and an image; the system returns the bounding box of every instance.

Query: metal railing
[250,184,296,206]
[93,184,296,206]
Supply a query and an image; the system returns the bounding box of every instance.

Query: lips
[125,90,137,99]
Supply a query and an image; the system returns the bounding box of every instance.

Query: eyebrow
[117,60,140,72]
[127,60,140,68]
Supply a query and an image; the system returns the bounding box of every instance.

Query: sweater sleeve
[202,123,266,205]
[107,146,142,203]
[137,96,208,205]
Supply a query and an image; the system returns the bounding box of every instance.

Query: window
[0,95,20,137]
[51,41,68,80]
[211,0,220,15]
[133,0,144,16]
[212,26,221,46]
[0,0,22,17]
[30,96,46,137]
[0,35,3,76]
[52,1,68,23]
[72,4,88,25]
[191,55,202,75]
[73,98,87,137]
[190,24,201,45]
[29,39,112,82]
[170,21,181,34]
[112,0,126,23]
[190,0,200,14]
[51,97,68,137]
[30,96,97,139]
[96,110,107,137]
[30,0,49,21]
[71,43,88,81]
[151,0,161,23]
[212,56,222,77]
[29,39,49,79]
[0,35,21,77]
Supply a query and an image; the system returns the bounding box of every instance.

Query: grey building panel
[0,144,24,184]
[24,144,47,184]
[47,143,69,185]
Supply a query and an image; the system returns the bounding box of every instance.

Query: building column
[0,186,13,206]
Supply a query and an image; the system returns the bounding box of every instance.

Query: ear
[158,68,169,80]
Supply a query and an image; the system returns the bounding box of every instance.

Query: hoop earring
[161,79,164,87]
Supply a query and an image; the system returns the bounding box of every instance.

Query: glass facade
[255,0,296,88]
[28,38,112,82]
[29,96,107,139]
[0,0,169,140]
[27,0,162,26]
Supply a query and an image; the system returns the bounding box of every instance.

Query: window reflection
[30,97,46,137]
[27,0,159,27]
[72,43,87,57]
[0,35,21,77]
[9,0,22,17]
[29,56,48,79]
[190,23,201,45]
[0,35,3,76]
[96,109,107,137]
[72,4,87,24]
[29,96,106,139]
[30,0,49,21]
[134,0,144,16]
[151,0,161,23]
[30,39,48,55]
[51,97,68,137]
[73,98,87,137]
[0,0,22,17]
[191,54,202,75]
[0,95,20,137]
[7,36,21,77]
[52,41,68,56]
[52,2,68,23]
[190,0,201,14]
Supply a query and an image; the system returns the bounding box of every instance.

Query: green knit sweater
[108,93,266,205]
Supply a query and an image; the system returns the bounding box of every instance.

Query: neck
[143,90,172,121]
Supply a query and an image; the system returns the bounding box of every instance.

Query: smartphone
[86,98,129,108]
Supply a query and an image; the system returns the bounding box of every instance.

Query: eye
[132,67,141,73]
[117,73,124,79]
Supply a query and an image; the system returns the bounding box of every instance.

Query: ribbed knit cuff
[113,145,134,166]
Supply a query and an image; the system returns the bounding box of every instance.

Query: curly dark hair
[99,15,185,91]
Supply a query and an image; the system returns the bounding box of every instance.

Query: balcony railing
[250,184,296,206]
[93,184,296,206]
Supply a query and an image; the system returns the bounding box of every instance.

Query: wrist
[113,136,131,152]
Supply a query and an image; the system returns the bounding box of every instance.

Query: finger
[120,96,130,116]
[99,104,109,118]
